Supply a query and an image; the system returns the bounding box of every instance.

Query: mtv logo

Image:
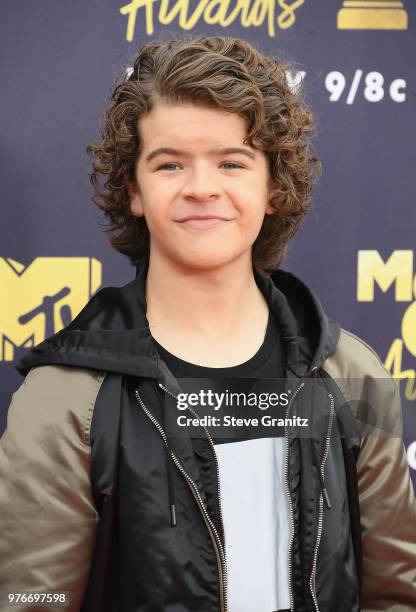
[1,257,102,362]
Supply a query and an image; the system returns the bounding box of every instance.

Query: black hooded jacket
[13,257,364,612]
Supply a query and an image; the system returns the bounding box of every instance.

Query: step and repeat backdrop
[1,2,415,482]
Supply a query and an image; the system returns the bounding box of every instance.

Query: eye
[155,162,244,171]
[156,163,180,171]
[221,162,243,169]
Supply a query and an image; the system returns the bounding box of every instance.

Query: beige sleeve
[324,328,416,611]
[357,381,416,612]
[0,365,105,612]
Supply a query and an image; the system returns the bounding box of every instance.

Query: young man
[1,35,415,612]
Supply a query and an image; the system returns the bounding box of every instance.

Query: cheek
[142,209,166,237]
[142,178,171,202]
[136,166,173,199]
[238,195,269,227]
[234,178,269,210]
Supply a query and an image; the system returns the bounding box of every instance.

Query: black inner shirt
[153,309,286,444]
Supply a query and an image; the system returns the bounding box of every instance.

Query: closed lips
[177,215,230,222]
[176,216,233,229]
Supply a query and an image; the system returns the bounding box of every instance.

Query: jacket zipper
[134,385,228,612]
[308,391,335,611]
[283,381,305,612]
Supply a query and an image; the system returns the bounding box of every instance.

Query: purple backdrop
[1,1,415,482]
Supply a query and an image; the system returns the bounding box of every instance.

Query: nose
[181,165,221,203]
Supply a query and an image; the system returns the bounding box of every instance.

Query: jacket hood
[15,257,340,379]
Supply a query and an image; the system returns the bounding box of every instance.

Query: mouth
[176,216,231,229]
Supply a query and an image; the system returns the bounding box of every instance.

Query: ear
[265,200,274,216]
[265,178,274,215]
[127,179,145,218]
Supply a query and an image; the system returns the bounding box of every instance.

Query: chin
[173,248,249,272]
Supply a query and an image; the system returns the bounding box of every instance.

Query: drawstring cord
[310,366,332,510]
[158,371,177,527]
[165,442,177,527]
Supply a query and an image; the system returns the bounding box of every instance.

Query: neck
[144,252,270,365]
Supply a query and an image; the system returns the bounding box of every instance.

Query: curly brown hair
[86,34,321,275]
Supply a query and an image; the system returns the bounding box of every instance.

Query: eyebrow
[144,146,256,163]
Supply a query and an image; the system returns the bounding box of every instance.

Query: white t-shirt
[215,437,291,612]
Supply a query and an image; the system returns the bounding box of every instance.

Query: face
[128,101,273,272]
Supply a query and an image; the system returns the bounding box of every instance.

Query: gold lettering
[120,0,157,39]
[185,0,209,27]
[203,0,231,25]
[246,0,271,27]
[385,338,416,401]
[357,250,413,301]
[120,0,305,41]
[221,0,247,27]
[278,0,305,29]
[161,0,210,30]
[240,0,254,27]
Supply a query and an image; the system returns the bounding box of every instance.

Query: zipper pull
[170,504,177,527]
[322,487,332,511]
[316,464,332,510]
